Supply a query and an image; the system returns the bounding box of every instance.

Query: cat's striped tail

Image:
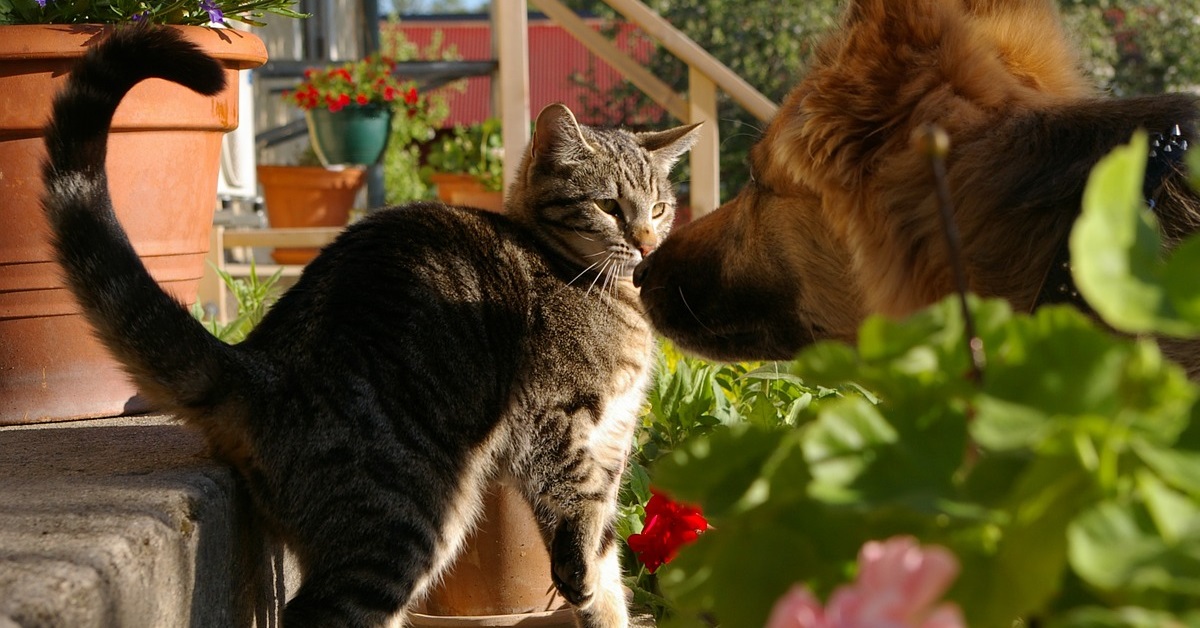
[40,26,247,418]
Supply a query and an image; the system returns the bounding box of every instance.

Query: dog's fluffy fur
[637,0,1200,376]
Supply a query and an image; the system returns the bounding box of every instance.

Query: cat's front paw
[551,524,595,607]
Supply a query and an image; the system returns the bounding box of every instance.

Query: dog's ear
[976,94,1199,215]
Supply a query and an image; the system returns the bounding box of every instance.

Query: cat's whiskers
[605,261,621,298]
[566,259,606,289]
[586,255,615,296]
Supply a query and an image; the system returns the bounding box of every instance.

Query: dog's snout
[632,254,653,287]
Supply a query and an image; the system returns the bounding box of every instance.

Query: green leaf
[982,305,1130,418]
[792,341,861,388]
[1069,498,1200,603]
[953,455,1098,627]
[1163,235,1200,323]
[971,394,1053,451]
[1136,471,1199,545]
[1071,132,1200,336]
[651,424,809,520]
[1133,439,1200,498]
[803,397,898,490]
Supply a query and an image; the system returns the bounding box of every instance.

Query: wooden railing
[200,226,344,321]
[493,0,779,218]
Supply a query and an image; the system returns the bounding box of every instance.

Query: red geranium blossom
[284,54,427,116]
[626,489,708,573]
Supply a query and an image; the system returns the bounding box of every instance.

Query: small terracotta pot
[256,165,365,265]
[431,173,486,201]
[452,190,506,214]
[0,25,267,425]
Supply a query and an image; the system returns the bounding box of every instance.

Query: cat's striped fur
[40,26,699,628]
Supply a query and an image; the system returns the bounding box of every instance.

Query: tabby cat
[41,27,699,628]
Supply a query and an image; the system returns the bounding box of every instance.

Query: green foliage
[379,24,455,204]
[619,342,840,618]
[191,262,281,343]
[628,137,1200,626]
[643,298,1199,627]
[1059,1,1200,97]
[0,0,303,26]
[420,118,505,192]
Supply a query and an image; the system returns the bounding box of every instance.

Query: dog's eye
[652,202,669,219]
[594,198,622,218]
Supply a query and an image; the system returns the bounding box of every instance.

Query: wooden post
[493,0,531,193]
[688,67,719,218]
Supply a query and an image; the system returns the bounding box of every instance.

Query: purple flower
[35,0,46,7]
[200,0,224,23]
[130,10,150,21]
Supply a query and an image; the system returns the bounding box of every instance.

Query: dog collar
[1032,125,1189,312]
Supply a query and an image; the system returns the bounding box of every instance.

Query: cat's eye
[594,198,622,218]
[652,202,669,219]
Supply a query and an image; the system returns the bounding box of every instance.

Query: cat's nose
[633,254,653,287]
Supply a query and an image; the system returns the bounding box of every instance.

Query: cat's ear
[531,103,593,164]
[638,123,702,172]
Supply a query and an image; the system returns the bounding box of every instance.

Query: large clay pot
[0,25,267,426]
[256,165,365,265]
[411,482,575,627]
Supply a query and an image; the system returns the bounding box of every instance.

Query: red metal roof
[384,15,666,128]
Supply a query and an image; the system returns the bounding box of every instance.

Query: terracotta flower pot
[256,165,365,264]
[430,172,486,201]
[429,173,505,213]
[411,482,575,627]
[0,25,267,425]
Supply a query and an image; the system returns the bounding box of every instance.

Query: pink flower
[765,536,965,628]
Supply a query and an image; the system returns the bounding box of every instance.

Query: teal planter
[306,104,392,166]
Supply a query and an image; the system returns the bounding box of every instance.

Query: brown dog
[636,0,1200,376]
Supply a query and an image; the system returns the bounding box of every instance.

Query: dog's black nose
[633,255,653,287]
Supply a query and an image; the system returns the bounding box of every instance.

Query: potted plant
[285,54,434,167]
[0,3,296,425]
[255,147,368,264]
[257,59,441,263]
[422,118,505,213]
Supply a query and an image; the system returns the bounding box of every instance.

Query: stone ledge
[0,415,283,628]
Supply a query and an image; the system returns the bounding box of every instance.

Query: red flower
[626,489,708,573]
[284,55,426,113]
